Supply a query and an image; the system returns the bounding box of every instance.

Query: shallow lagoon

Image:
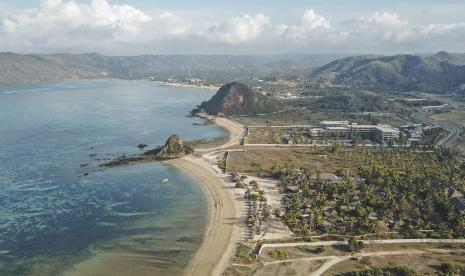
[0,80,225,275]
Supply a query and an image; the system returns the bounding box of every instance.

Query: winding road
[439,129,460,148]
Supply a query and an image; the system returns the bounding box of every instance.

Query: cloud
[338,12,465,52]
[1,0,154,51]
[152,12,192,36]
[203,13,271,44]
[354,12,412,42]
[0,1,465,54]
[277,9,330,40]
[275,10,465,53]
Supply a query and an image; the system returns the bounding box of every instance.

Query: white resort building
[316,121,400,144]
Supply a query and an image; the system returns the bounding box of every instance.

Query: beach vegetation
[296,245,325,254]
[338,265,418,276]
[347,237,364,252]
[269,249,288,259]
[440,262,461,276]
[234,243,256,264]
[275,148,465,238]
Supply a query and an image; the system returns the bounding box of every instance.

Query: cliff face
[196,82,281,116]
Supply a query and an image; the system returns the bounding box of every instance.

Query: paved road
[406,111,464,163]
[439,129,460,148]
[258,238,465,256]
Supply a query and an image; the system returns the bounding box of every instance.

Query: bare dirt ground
[255,243,465,276]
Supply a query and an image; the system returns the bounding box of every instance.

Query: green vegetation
[299,92,406,113]
[231,173,270,239]
[226,148,358,174]
[269,249,288,259]
[144,134,194,158]
[245,127,291,144]
[195,82,281,116]
[275,149,465,237]
[296,245,325,254]
[233,108,409,128]
[347,237,364,252]
[412,127,447,148]
[431,110,465,128]
[166,141,194,155]
[440,263,461,276]
[234,243,256,264]
[310,54,465,93]
[338,266,418,276]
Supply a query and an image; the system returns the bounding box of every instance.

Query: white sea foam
[1,88,50,94]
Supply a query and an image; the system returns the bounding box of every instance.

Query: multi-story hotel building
[317,121,400,144]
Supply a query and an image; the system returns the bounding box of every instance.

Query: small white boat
[161,178,169,183]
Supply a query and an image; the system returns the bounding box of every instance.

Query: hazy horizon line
[0,50,461,58]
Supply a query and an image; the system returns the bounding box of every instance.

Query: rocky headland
[102,134,194,167]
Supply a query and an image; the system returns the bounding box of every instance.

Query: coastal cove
[0,80,228,275]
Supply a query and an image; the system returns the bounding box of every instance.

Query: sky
[0,0,464,55]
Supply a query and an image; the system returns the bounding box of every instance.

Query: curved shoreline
[168,157,238,275]
[170,116,244,276]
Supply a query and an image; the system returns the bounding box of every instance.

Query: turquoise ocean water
[0,80,225,275]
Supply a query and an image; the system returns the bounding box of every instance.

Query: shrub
[297,245,325,254]
[269,250,288,259]
[347,237,364,252]
[390,266,418,276]
[440,263,460,276]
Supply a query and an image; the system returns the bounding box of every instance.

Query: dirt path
[261,249,441,276]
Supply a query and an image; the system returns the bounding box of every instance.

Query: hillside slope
[0,53,347,84]
[311,53,465,93]
[195,82,281,116]
[430,51,465,65]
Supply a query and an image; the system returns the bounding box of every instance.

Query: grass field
[245,127,289,144]
[450,135,465,155]
[431,109,465,156]
[245,127,314,144]
[431,109,465,128]
[226,148,357,175]
[232,110,408,128]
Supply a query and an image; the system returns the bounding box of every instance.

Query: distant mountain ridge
[2,51,464,94]
[0,52,347,84]
[430,51,465,65]
[310,52,465,93]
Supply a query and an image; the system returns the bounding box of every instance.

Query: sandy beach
[160,82,220,91]
[168,115,245,276]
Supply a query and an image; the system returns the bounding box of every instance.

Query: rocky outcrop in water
[102,134,193,167]
[144,134,194,159]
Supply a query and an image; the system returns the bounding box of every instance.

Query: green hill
[311,53,465,93]
[195,82,281,116]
